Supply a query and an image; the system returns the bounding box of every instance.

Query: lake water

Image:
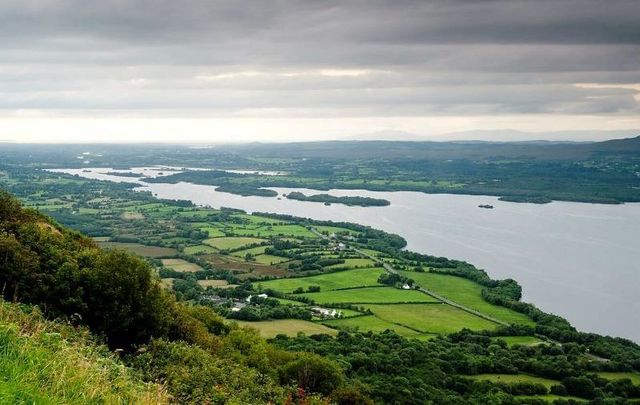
[50,167,640,342]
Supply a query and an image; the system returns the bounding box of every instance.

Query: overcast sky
[1,0,639,143]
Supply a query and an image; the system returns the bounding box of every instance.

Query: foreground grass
[0,302,167,404]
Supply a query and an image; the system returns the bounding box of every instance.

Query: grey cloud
[0,0,638,118]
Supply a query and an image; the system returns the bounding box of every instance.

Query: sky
[1,0,639,143]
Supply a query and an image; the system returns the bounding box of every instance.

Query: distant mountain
[344,129,640,143]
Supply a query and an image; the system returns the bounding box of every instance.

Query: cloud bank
[1,0,639,142]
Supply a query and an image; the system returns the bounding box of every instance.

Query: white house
[245,293,269,303]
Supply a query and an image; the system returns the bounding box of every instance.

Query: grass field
[313,225,359,236]
[231,246,268,257]
[399,271,533,325]
[492,336,545,346]
[234,319,338,338]
[161,258,203,272]
[465,374,560,389]
[365,303,498,334]
[183,245,217,254]
[274,298,308,306]
[322,315,424,338]
[97,242,177,258]
[301,286,438,304]
[196,279,230,288]
[204,237,265,250]
[597,372,640,385]
[516,395,586,403]
[200,226,226,237]
[256,267,386,293]
[326,258,376,269]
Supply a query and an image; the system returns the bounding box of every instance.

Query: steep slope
[0,301,167,404]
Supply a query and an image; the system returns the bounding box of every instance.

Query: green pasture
[257,267,386,293]
[365,303,498,334]
[300,286,438,304]
[322,315,423,338]
[399,271,533,325]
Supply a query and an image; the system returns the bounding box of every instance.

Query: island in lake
[285,191,390,207]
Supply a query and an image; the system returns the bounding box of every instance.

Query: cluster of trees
[224,298,312,322]
[275,328,640,404]
[377,272,414,288]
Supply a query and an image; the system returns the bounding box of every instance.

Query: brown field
[161,258,203,272]
[97,242,177,258]
[234,319,338,338]
[121,211,144,220]
[160,278,175,289]
[201,254,290,277]
[197,279,230,287]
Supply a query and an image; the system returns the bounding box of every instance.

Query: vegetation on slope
[0,190,349,404]
[0,301,167,404]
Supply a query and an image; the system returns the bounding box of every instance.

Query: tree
[279,352,344,395]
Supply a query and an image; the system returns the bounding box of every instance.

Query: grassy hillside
[0,302,167,404]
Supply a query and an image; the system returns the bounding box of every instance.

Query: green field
[273,298,308,306]
[231,246,268,257]
[465,374,560,388]
[399,271,533,325]
[492,336,545,346]
[234,319,338,338]
[326,258,375,269]
[254,254,289,264]
[229,224,315,238]
[161,258,203,272]
[322,315,424,338]
[200,226,226,237]
[313,225,359,236]
[204,237,265,250]
[516,395,586,403]
[365,303,498,334]
[183,244,217,254]
[97,242,177,258]
[301,286,438,304]
[597,372,640,385]
[256,267,386,293]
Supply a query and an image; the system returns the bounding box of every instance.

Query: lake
[50,167,640,342]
